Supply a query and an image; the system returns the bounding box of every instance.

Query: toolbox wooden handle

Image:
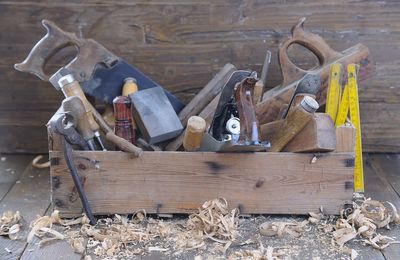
[279,17,342,85]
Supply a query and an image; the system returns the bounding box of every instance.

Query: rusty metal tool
[14,20,184,112]
[49,111,96,224]
[256,17,374,125]
[48,111,90,151]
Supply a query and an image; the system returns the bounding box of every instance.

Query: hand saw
[327,64,364,193]
[14,20,184,113]
[256,17,374,125]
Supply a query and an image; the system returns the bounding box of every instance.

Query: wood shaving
[31,155,50,168]
[260,220,308,238]
[0,211,22,240]
[186,198,239,245]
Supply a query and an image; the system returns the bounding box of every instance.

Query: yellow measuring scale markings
[326,63,364,192]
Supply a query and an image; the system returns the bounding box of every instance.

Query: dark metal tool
[130,86,183,144]
[201,71,270,152]
[48,112,89,151]
[49,112,96,224]
[14,20,184,112]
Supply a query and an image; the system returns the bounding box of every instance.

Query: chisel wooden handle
[122,77,138,130]
[62,96,96,150]
[58,74,99,132]
[122,77,139,97]
[183,116,206,152]
[269,96,319,152]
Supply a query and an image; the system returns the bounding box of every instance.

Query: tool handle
[279,17,342,85]
[105,132,143,157]
[183,116,206,152]
[269,96,319,152]
[113,96,135,144]
[62,97,96,142]
[61,78,100,132]
[14,20,79,81]
[14,20,118,84]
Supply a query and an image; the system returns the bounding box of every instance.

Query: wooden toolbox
[48,123,354,218]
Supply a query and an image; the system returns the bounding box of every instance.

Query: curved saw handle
[279,17,343,85]
[14,20,81,81]
[14,20,118,85]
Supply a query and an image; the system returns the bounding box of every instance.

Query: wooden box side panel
[50,151,354,217]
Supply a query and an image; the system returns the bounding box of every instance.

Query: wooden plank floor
[0,153,399,259]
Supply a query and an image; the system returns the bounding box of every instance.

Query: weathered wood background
[1,0,399,153]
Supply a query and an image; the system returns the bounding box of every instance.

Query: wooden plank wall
[1,0,399,153]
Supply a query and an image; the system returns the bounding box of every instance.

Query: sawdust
[0,211,21,240]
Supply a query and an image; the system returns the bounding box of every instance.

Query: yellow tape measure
[327,64,364,193]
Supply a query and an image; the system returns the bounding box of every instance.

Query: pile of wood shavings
[0,211,21,240]
[185,197,239,251]
[25,198,240,259]
[27,210,89,247]
[257,198,400,259]
[332,198,400,251]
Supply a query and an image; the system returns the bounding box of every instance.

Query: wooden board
[367,154,400,260]
[20,207,82,260]
[0,155,33,201]
[50,150,354,217]
[1,1,400,153]
[0,163,50,259]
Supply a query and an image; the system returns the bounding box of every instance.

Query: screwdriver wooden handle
[58,74,99,132]
[89,102,143,157]
[183,116,206,152]
[113,96,135,145]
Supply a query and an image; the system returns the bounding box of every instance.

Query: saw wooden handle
[14,20,118,84]
[256,18,374,125]
[279,17,342,86]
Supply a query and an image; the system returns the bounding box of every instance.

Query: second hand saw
[14,20,184,113]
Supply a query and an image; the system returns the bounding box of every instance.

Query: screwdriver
[57,74,106,150]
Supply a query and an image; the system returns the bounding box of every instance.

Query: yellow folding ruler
[326,63,364,193]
